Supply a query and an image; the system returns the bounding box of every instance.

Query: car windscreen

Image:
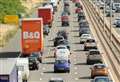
[90,51,100,55]
[86,39,95,43]
[57,47,66,49]
[95,78,109,82]
[56,60,66,64]
[95,65,106,69]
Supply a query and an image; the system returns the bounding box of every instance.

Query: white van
[16,58,29,81]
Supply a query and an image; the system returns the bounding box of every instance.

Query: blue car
[92,76,112,82]
[54,60,70,73]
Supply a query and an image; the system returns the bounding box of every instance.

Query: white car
[80,34,92,44]
[55,48,70,60]
[54,45,69,56]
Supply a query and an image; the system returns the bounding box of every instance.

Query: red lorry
[21,18,43,56]
[38,7,53,28]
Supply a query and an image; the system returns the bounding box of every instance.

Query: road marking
[74,67,78,70]
[40,72,44,75]
[74,72,78,74]
[42,67,46,70]
[40,78,42,81]
[75,78,79,80]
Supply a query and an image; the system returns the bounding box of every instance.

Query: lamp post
[103,0,106,31]
[110,0,113,40]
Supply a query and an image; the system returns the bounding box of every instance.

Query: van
[16,58,29,81]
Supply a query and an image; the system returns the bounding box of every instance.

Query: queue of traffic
[0,0,114,82]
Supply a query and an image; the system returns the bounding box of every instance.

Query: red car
[61,15,69,26]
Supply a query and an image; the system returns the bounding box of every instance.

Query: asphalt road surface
[28,1,91,82]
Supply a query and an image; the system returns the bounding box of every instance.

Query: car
[54,45,69,57]
[105,6,115,17]
[55,46,70,58]
[86,49,103,64]
[113,17,120,26]
[31,52,42,63]
[84,39,97,51]
[63,6,70,15]
[54,36,64,47]
[90,64,109,78]
[54,60,70,73]
[77,11,85,22]
[49,78,64,82]
[61,15,69,26]
[75,7,81,14]
[92,76,112,82]
[43,25,50,35]
[79,25,90,36]
[29,56,39,70]
[61,11,69,16]
[112,3,120,13]
[115,19,120,27]
[80,34,92,44]
[57,30,68,40]
[64,2,69,7]
[79,20,89,27]
[57,40,70,50]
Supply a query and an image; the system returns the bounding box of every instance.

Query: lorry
[21,18,44,57]
[38,7,53,28]
[0,58,18,82]
[16,58,29,82]
[4,15,19,25]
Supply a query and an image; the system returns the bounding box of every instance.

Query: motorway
[28,0,91,82]
[0,0,116,82]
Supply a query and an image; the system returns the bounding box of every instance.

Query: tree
[0,0,25,23]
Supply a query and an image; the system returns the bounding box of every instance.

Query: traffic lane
[28,1,91,82]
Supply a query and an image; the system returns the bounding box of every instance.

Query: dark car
[79,20,89,27]
[43,25,50,35]
[57,40,70,50]
[31,52,42,63]
[116,20,120,27]
[54,36,64,47]
[29,56,39,70]
[57,30,68,40]
[61,15,69,26]
[63,6,70,15]
[86,49,102,64]
[79,26,90,36]
[78,11,85,22]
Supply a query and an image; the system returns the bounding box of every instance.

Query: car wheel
[67,70,70,73]
[54,70,57,73]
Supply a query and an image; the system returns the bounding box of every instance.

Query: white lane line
[75,78,79,80]
[42,67,46,70]
[74,72,78,74]
[40,72,44,75]
[40,78,42,81]
[74,67,78,70]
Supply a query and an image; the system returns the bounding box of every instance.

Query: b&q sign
[23,31,40,39]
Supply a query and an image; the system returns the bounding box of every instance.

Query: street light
[110,0,113,40]
[103,0,106,31]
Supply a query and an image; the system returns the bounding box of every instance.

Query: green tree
[0,0,25,23]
